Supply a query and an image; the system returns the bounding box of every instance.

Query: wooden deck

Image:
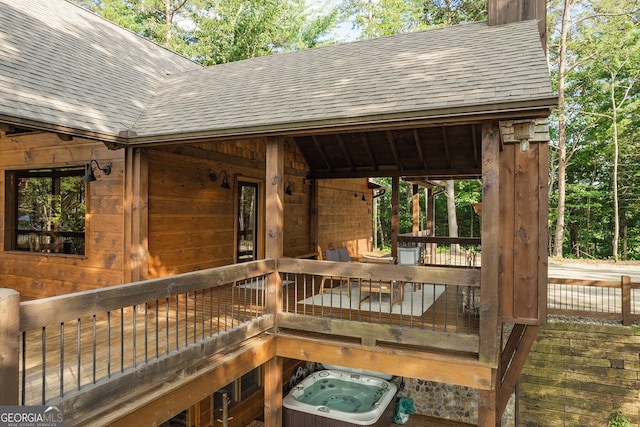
[282,276,480,335]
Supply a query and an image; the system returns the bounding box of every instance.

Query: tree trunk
[611,77,620,262]
[553,0,575,259]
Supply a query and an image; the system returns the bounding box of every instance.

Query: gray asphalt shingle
[0,0,555,141]
[0,0,200,136]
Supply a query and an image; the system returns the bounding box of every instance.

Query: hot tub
[283,369,397,427]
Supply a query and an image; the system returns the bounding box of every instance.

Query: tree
[570,0,640,261]
[72,0,340,64]
[422,0,487,26]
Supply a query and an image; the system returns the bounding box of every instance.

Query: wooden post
[622,275,631,326]
[264,357,283,427]
[412,184,419,235]
[264,137,284,427]
[426,186,435,263]
[480,121,501,367]
[309,179,319,257]
[0,288,20,405]
[123,147,149,283]
[391,177,400,261]
[478,386,499,427]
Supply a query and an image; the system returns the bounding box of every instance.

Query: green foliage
[422,0,487,26]
[72,0,340,64]
[548,0,640,260]
[607,411,631,427]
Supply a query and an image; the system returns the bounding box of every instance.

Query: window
[237,181,259,262]
[5,167,86,255]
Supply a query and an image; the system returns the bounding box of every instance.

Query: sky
[305,0,361,42]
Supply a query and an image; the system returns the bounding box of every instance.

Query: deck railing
[398,235,482,267]
[13,260,276,410]
[548,276,640,325]
[277,258,481,354]
[1,258,482,415]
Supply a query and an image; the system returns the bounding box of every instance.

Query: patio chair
[319,247,352,295]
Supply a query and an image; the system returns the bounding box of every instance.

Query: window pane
[14,168,85,255]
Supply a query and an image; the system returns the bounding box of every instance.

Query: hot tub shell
[283,369,397,427]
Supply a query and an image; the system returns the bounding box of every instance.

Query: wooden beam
[479,121,501,366]
[76,335,276,427]
[360,133,378,171]
[391,176,400,260]
[264,136,284,427]
[413,129,428,170]
[309,179,319,256]
[472,124,480,169]
[497,325,539,416]
[311,167,482,180]
[311,135,333,171]
[441,127,451,168]
[386,131,403,171]
[275,334,494,390]
[478,384,499,427]
[277,313,479,353]
[538,142,549,323]
[263,357,283,427]
[265,137,285,261]
[0,289,19,405]
[123,147,148,283]
[412,184,420,234]
[335,134,355,171]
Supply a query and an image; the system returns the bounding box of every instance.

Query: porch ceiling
[293,122,483,180]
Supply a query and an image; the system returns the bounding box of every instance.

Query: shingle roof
[0,0,200,137]
[0,1,555,143]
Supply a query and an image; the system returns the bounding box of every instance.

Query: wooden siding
[499,142,548,324]
[316,178,373,259]
[0,132,125,300]
[146,140,372,277]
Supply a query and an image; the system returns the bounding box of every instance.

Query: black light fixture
[83,160,111,183]
[284,180,293,195]
[209,170,231,189]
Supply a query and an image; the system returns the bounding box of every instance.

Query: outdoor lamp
[209,170,231,189]
[83,160,111,183]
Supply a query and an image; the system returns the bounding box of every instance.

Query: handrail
[548,275,640,326]
[13,259,277,410]
[20,260,276,330]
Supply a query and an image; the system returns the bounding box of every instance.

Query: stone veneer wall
[393,378,515,426]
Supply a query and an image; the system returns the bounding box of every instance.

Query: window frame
[4,166,87,256]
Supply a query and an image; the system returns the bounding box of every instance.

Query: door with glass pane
[237,181,259,262]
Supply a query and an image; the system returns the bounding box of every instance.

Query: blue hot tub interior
[297,377,386,413]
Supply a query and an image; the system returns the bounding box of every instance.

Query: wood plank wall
[0,132,125,300]
[316,178,373,259]
[0,132,373,297]
[499,138,548,324]
[147,138,372,277]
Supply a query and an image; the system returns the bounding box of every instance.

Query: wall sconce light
[209,170,231,189]
[284,181,293,195]
[83,160,111,183]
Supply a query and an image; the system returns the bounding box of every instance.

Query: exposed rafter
[335,134,355,171]
[361,133,377,171]
[311,135,333,172]
[441,127,451,168]
[386,130,403,171]
[413,129,427,171]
